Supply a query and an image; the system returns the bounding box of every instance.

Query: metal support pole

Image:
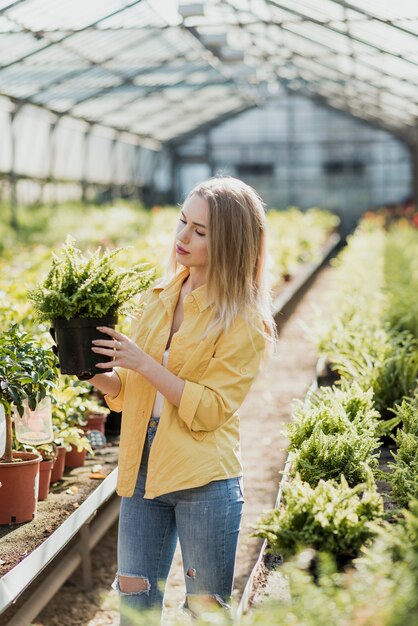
[9,108,18,229]
[110,132,119,203]
[286,93,296,207]
[205,130,215,176]
[169,144,179,204]
[411,131,418,208]
[48,116,60,206]
[79,525,93,591]
[81,123,93,204]
[134,144,142,202]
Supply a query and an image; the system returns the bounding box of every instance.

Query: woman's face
[175,193,209,271]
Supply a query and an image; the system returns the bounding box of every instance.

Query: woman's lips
[176,246,189,255]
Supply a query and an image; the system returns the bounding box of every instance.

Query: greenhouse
[0,1,417,625]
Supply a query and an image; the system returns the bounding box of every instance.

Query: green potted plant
[0,324,57,524]
[51,377,94,473]
[28,237,153,379]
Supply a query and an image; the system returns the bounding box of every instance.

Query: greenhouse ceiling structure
[0,0,417,202]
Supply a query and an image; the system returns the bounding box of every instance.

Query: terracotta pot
[64,445,86,468]
[0,451,41,525]
[38,458,54,501]
[50,445,66,483]
[82,413,107,434]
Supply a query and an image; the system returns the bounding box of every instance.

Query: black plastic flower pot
[50,316,118,380]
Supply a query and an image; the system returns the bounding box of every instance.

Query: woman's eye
[196,231,205,237]
[179,218,186,224]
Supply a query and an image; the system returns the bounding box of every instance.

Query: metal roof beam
[244,16,418,91]
[263,0,418,67]
[25,28,170,104]
[294,79,411,135]
[1,91,160,147]
[167,102,258,145]
[98,80,239,130]
[283,63,414,121]
[58,62,221,118]
[0,0,146,70]
[332,0,418,39]
[0,0,27,11]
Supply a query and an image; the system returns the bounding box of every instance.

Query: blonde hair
[166,176,276,343]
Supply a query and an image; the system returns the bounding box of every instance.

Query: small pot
[0,451,41,525]
[65,445,87,468]
[50,445,66,483]
[50,316,118,380]
[38,458,54,500]
[82,413,107,434]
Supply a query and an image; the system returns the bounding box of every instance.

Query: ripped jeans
[114,417,244,624]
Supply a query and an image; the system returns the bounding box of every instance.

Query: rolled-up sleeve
[178,316,266,433]
[104,367,127,413]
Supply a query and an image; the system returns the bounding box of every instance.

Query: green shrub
[289,383,380,449]
[292,426,380,487]
[314,223,418,418]
[252,473,383,561]
[383,225,418,340]
[288,383,381,486]
[28,237,154,321]
[242,503,418,626]
[389,393,418,508]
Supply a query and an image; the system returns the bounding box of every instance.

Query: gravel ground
[5,267,333,626]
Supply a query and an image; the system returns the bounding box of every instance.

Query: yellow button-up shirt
[105,268,266,499]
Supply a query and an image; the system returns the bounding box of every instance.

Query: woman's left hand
[92,326,146,373]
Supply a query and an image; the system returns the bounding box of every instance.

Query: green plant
[289,383,380,448]
[252,473,383,561]
[288,383,381,487]
[292,427,380,487]
[388,393,418,508]
[28,236,154,321]
[53,424,93,454]
[0,324,57,463]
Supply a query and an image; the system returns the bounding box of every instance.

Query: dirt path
[30,267,333,626]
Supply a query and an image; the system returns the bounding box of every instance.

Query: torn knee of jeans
[112,573,151,596]
[182,593,231,617]
[186,567,197,578]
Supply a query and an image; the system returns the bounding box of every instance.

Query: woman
[88,176,275,624]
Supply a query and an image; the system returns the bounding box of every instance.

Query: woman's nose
[178,226,190,242]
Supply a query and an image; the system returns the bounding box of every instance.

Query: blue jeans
[114,417,244,624]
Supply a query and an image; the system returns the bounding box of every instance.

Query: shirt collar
[153,268,214,312]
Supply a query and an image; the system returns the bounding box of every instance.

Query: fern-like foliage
[288,383,381,486]
[389,393,418,508]
[252,473,383,560]
[28,237,155,321]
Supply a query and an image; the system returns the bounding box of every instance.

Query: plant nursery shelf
[0,464,119,625]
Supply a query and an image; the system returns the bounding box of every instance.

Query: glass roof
[0,0,416,145]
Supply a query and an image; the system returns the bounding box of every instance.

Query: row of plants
[315,221,418,417]
[241,218,418,624]
[253,381,386,565]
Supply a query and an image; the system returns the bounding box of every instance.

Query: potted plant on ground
[28,237,154,379]
[0,324,57,524]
